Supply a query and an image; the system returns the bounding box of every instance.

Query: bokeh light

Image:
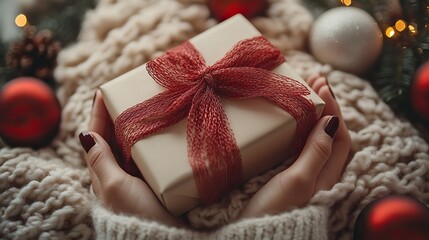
[395,19,406,32]
[15,14,27,27]
[341,0,352,6]
[385,26,395,38]
[408,24,417,35]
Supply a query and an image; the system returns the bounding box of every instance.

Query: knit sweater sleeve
[91,202,329,240]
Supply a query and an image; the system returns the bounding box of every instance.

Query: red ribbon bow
[115,36,317,205]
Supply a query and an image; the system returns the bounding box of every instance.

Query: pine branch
[25,0,95,46]
[415,0,429,66]
[371,40,416,111]
[0,41,13,87]
[400,0,421,26]
[303,0,338,9]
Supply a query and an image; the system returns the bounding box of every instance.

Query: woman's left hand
[239,74,351,218]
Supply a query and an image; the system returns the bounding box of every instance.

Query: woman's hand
[239,74,351,218]
[79,90,181,227]
[80,74,350,225]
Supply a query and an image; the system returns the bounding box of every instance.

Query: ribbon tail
[187,86,242,205]
[264,75,318,154]
[269,94,318,154]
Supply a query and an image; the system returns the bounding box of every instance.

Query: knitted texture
[92,201,328,240]
[1,0,428,239]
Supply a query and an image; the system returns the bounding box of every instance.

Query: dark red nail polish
[79,131,96,153]
[325,116,339,138]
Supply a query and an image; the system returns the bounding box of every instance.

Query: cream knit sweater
[1,0,428,239]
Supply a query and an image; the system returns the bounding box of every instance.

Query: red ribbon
[115,36,317,205]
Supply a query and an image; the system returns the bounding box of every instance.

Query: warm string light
[341,0,352,6]
[385,27,395,38]
[385,19,417,38]
[337,0,422,39]
[15,14,27,27]
[408,24,417,35]
[395,20,406,32]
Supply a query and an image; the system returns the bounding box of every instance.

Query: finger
[307,72,321,86]
[319,85,343,121]
[89,89,113,139]
[90,169,103,199]
[87,160,103,200]
[315,115,351,191]
[315,136,350,191]
[311,76,328,94]
[288,115,338,179]
[314,85,351,191]
[79,131,126,186]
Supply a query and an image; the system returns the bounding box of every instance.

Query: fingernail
[79,131,96,153]
[327,81,336,100]
[325,116,339,138]
[92,90,98,108]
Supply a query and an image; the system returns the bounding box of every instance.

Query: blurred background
[0,0,428,148]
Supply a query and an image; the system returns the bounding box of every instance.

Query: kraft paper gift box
[100,14,325,216]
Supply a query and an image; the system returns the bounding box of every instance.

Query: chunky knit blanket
[1,0,428,239]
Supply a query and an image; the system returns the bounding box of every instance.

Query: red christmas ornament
[0,77,61,148]
[208,0,267,21]
[354,195,429,240]
[411,62,429,123]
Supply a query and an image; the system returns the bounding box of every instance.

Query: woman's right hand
[80,90,182,227]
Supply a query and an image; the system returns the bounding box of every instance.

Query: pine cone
[6,26,61,83]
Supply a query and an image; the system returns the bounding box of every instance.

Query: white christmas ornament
[309,7,383,75]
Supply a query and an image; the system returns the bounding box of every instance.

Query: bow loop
[147,41,207,89]
[211,36,285,71]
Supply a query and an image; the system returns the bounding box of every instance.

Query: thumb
[289,115,339,178]
[79,131,125,184]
